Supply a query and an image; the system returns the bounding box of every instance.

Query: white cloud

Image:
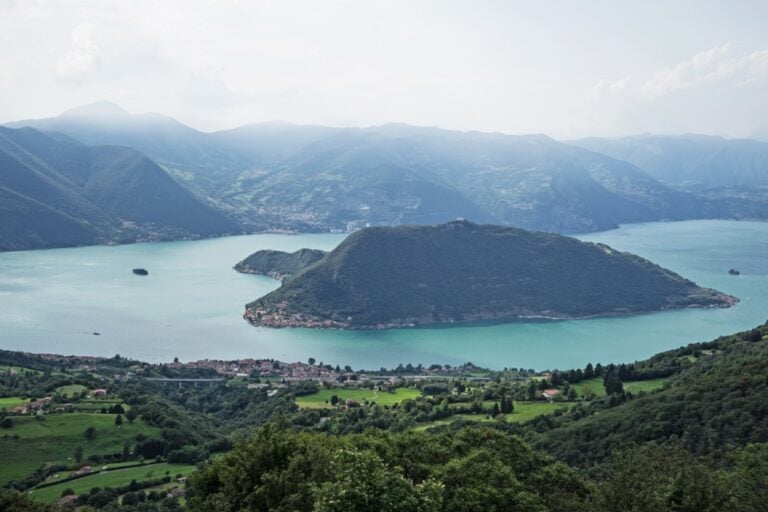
[642,45,768,98]
[590,76,630,101]
[56,22,101,79]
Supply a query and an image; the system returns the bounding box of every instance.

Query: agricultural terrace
[29,462,196,503]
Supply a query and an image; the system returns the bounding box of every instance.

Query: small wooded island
[240,221,737,329]
[235,248,325,281]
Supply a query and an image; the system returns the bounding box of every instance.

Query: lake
[0,220,766,370]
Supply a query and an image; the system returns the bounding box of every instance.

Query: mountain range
[4,102,768,250]
[572,134,768,221]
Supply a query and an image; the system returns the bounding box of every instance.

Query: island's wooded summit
[243,221,736,329]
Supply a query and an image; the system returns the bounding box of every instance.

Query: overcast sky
[1,0,767,138]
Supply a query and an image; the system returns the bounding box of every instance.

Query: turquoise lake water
[0,220,766,370]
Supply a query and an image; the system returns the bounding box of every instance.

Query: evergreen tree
[500,395,514,414]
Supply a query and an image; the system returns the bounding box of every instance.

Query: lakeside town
[10,351,500,386]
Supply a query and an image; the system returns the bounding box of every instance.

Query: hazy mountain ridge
[244,221,735,328]
[572,134,768,190]
[0,126,237,251]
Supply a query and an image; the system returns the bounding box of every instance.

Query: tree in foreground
[186,423,590,512]
[314,450,440,512]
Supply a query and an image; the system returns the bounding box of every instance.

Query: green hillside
[246,221,735,328]
[532,323,768,466]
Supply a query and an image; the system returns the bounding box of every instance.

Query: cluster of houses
[9,396,52,415]
[244,304,347,329]
[166,358,276,377]
[165,357,363,384]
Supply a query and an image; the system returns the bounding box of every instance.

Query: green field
[0,365,42,375]
[295,387,421,409]
[624,378,668,394]
[0,413,161,485]
[571,378,605,397]
[29,463,196,503]
[0,396,29,409]
[55,384,87,399]
[415,401,572,431]
[572,377,668,397]
[506,401,572,422]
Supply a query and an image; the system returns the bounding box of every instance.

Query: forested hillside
[530,323,768,466]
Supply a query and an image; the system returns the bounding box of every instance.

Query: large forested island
[243,221,736,329]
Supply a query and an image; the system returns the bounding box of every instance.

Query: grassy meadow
[55,384,87,398]
[295,387,421,409]
[0,396,29,409]
[572,377,668,398]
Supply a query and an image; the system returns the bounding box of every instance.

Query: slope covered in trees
[530,322,768,467]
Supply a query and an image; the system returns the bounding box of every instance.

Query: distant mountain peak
[59,101,130,120]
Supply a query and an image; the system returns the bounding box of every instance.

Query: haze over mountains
[4,101,768,251]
